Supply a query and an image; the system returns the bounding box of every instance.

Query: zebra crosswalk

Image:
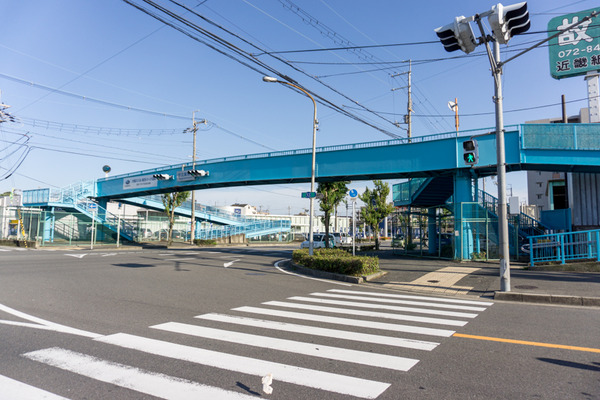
[12,288,493,399]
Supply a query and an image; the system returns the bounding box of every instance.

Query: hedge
[292,248,379,276]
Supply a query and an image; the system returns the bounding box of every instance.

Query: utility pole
[406,60,412,141]
[190,112,198,244]
[390,60,413,140]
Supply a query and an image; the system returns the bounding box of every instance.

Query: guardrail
[527,229,600,267]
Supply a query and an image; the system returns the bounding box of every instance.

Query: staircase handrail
[477,189,547,236]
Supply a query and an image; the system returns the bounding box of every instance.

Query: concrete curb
[287,261,387,284]
[494,291,600,307]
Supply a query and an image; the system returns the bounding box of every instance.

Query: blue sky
[0,0,596,214]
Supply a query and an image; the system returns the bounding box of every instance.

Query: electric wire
[125,0,402,138]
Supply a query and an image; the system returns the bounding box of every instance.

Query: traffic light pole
[493,41,511,292]
[475,17,510,291]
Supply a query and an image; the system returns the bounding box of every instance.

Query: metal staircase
[121,195,290,239]
[23,182,135,242]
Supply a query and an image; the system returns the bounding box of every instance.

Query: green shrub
[194,239,217,246]
[292,248,379,276]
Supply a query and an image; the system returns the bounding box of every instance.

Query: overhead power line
[123,0,402,138]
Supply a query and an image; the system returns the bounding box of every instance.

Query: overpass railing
[392,178,428,205]
[527,229,600,267]
[99,126,513,183]
[521,123,600,150]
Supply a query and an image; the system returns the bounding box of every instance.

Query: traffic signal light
[488,2,530,44]
[463,139,479,166]
[153,174,172,180]
[187,169,209,177]
[434,16,477,54]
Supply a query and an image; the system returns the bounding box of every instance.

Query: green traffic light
[466,154,475,163]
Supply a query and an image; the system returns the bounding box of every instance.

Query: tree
[317,181,349,248]
[359,180,395,250]
[161,191,190,245]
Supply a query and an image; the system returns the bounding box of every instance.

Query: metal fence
[527,229,600,266]
[0,207,292,247]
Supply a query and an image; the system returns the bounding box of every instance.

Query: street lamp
[263,75,318,256]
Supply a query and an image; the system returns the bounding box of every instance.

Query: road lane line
[264,301,468,326]
[152,322,419,372]
[0,303,102,339]
[313,292,488,311]
[196,313,439,351]
[290,296,478,318]
[274,260,353,286]
[232,306,455,337]
[97,333,390,399]
[23,347,257,400]
[0,374,70,399]
[453,333,600,353]
[328,289,493,306]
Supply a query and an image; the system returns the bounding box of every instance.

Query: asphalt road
[0,245,598,399]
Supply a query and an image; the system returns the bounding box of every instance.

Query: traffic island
[290,248,386,284]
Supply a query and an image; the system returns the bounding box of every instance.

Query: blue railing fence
[528,229,600,266]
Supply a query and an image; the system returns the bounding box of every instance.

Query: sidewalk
[367,252,600,307]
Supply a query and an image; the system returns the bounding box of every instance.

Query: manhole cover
[514,285,538,290]
[427,280,440,283]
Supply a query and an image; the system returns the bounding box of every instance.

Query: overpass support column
[428,207,437,255]
[454,171,475,260]
[42,208,55,243]
[95,199,108,241]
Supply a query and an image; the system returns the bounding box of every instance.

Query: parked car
[153,229,184,240]
[300,234,335,249]
[137,228,153,239]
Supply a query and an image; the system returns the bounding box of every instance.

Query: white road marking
[101,253,117,257]
[65,254,87,259]
[0,374,70,399]
[274,260,352,286]
[232,306,455,337]
[224,259,240,268]
[196,313,439,351]
[288,296,478,318]
[97,333,390,399]
[0,303,102,338]
[312,292,488,311]
[263,300,468,326]
[328,289,494,306]
[152,322,419,372]
[23,347,257,400]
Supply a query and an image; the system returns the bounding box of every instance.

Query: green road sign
[548,7,600,79]
[301,191,316,198]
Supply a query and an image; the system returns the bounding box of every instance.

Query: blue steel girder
[94,124,600,201]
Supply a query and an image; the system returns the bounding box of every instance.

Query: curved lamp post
[263,76,317,256]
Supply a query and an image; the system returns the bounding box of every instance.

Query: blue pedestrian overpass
[93,124,600,201]
[23,124,600,253]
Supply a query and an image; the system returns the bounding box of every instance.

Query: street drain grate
[514,285,538,290]
[427,280,440,283]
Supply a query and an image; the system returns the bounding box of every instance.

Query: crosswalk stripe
[97,333,390,399]
[328,289,494,306]
[264,301,468,327]
[312,292,489,311]
[195,313,439,351]
[152,322,420,372]
[23,347,257,400]
[0,374,70,399]
[233,306,455,337]
[289,296,478,318]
